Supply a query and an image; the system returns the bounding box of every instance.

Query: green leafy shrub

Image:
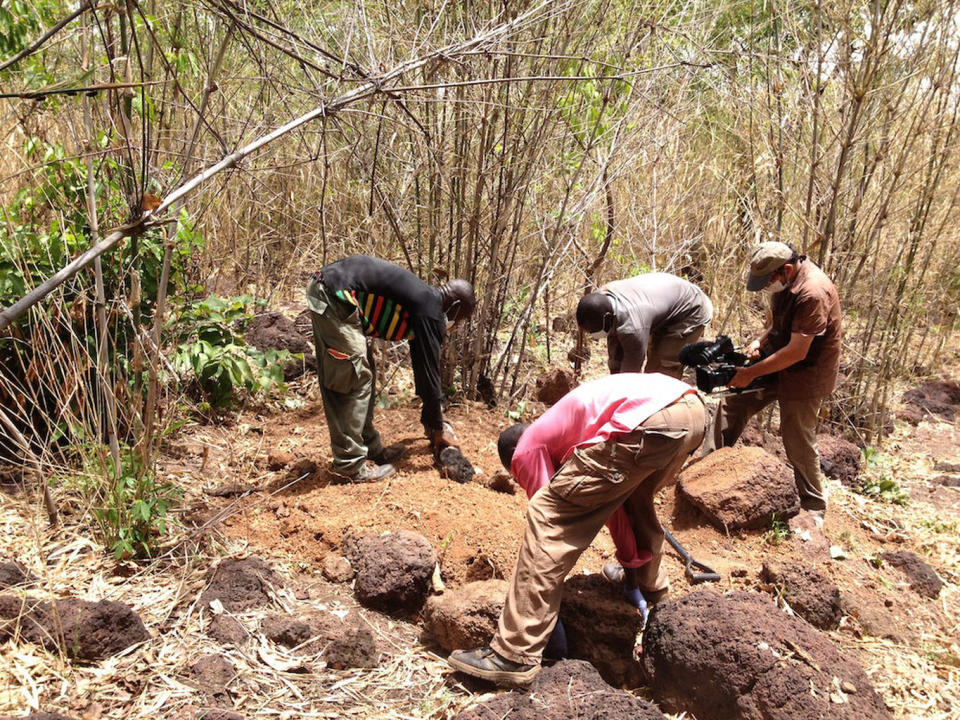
[92,450,180,560]
[171,295,289,407]
[858,447,908,505]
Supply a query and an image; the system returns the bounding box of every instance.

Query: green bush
[92,450,180,560]
[171,295,289,407]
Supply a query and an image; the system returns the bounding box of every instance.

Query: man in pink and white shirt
[448,372,705,686]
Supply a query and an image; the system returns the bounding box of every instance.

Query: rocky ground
[0,333,958,719]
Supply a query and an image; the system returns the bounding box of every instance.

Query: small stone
[190,654,235,687]
[207,615,246,646]
[266,449,296,471]
[322,554,354,583]
[482,470,517,494]
[842,681,858,694]
[830,546,847,560]
[831,693,847,704]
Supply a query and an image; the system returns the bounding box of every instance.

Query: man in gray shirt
[576,272,713,378]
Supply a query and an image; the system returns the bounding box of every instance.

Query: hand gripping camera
[678,335,769,395]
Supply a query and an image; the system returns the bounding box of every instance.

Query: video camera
[678,335,767,394]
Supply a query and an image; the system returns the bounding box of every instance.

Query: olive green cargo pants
[306,278,384,475]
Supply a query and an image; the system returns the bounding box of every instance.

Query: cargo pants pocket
[317,340,364,394]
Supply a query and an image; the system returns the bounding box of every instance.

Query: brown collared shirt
[763,257,842,400]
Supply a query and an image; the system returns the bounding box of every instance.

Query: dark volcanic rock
[207,614,247,645]
[199,556,282,611]
[559,574,645,689]
[881,550,943,599]
[0,559,36,588]
[438,446,475,484]
[933,460,960,473]
[900,379,960,423]
[738,422,786,461]
[0,596,149,662]
[678,447,800,530]
[933,474,960,487]
[261,609,378,668]
[642,589,893,720]
[244,311,315,380]
[423,579,508,651]
[453,660,666,719]
[817,433,862,487]
[535,368,576,406]
[760,561,842,630]
[353,531,436,612]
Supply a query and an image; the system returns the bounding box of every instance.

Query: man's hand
[745,339,762,361]
[728,365,756,389]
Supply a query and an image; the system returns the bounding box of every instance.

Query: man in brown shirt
[703,241,842,512]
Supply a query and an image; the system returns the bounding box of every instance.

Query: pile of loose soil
[218,404,617,587]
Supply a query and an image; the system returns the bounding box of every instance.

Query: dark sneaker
[369,444,406,465]
[602,562,625,585]
[349,462,396,483]
[448,646,540,686]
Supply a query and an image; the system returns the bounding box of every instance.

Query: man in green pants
[306,256,475,482]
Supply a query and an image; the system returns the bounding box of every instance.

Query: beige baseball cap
[746,241,793,291]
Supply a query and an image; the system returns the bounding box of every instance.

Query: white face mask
[764,280,786,294]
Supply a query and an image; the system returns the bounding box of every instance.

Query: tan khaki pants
[491,394,706,665]
[703,385,826,511]
[646,324,707,379]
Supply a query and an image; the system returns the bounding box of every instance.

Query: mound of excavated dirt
[817,433,862,487]
[760,561,841,630]
[642,589,893,720]
[880,550,944,599]
[244,311,315,380]
[353,531,436,612]
[0,596,149,662]
[423,579,508,652]
[559,574,644,689]
[453,659,666,720]
[261,610,379,668]
[678,447,800,530]
[535,368,576,406]
[899,379,960,424]
[220,404,617,589]
[199,556,283,612]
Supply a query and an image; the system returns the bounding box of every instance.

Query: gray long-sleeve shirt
[604,273,713,373]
